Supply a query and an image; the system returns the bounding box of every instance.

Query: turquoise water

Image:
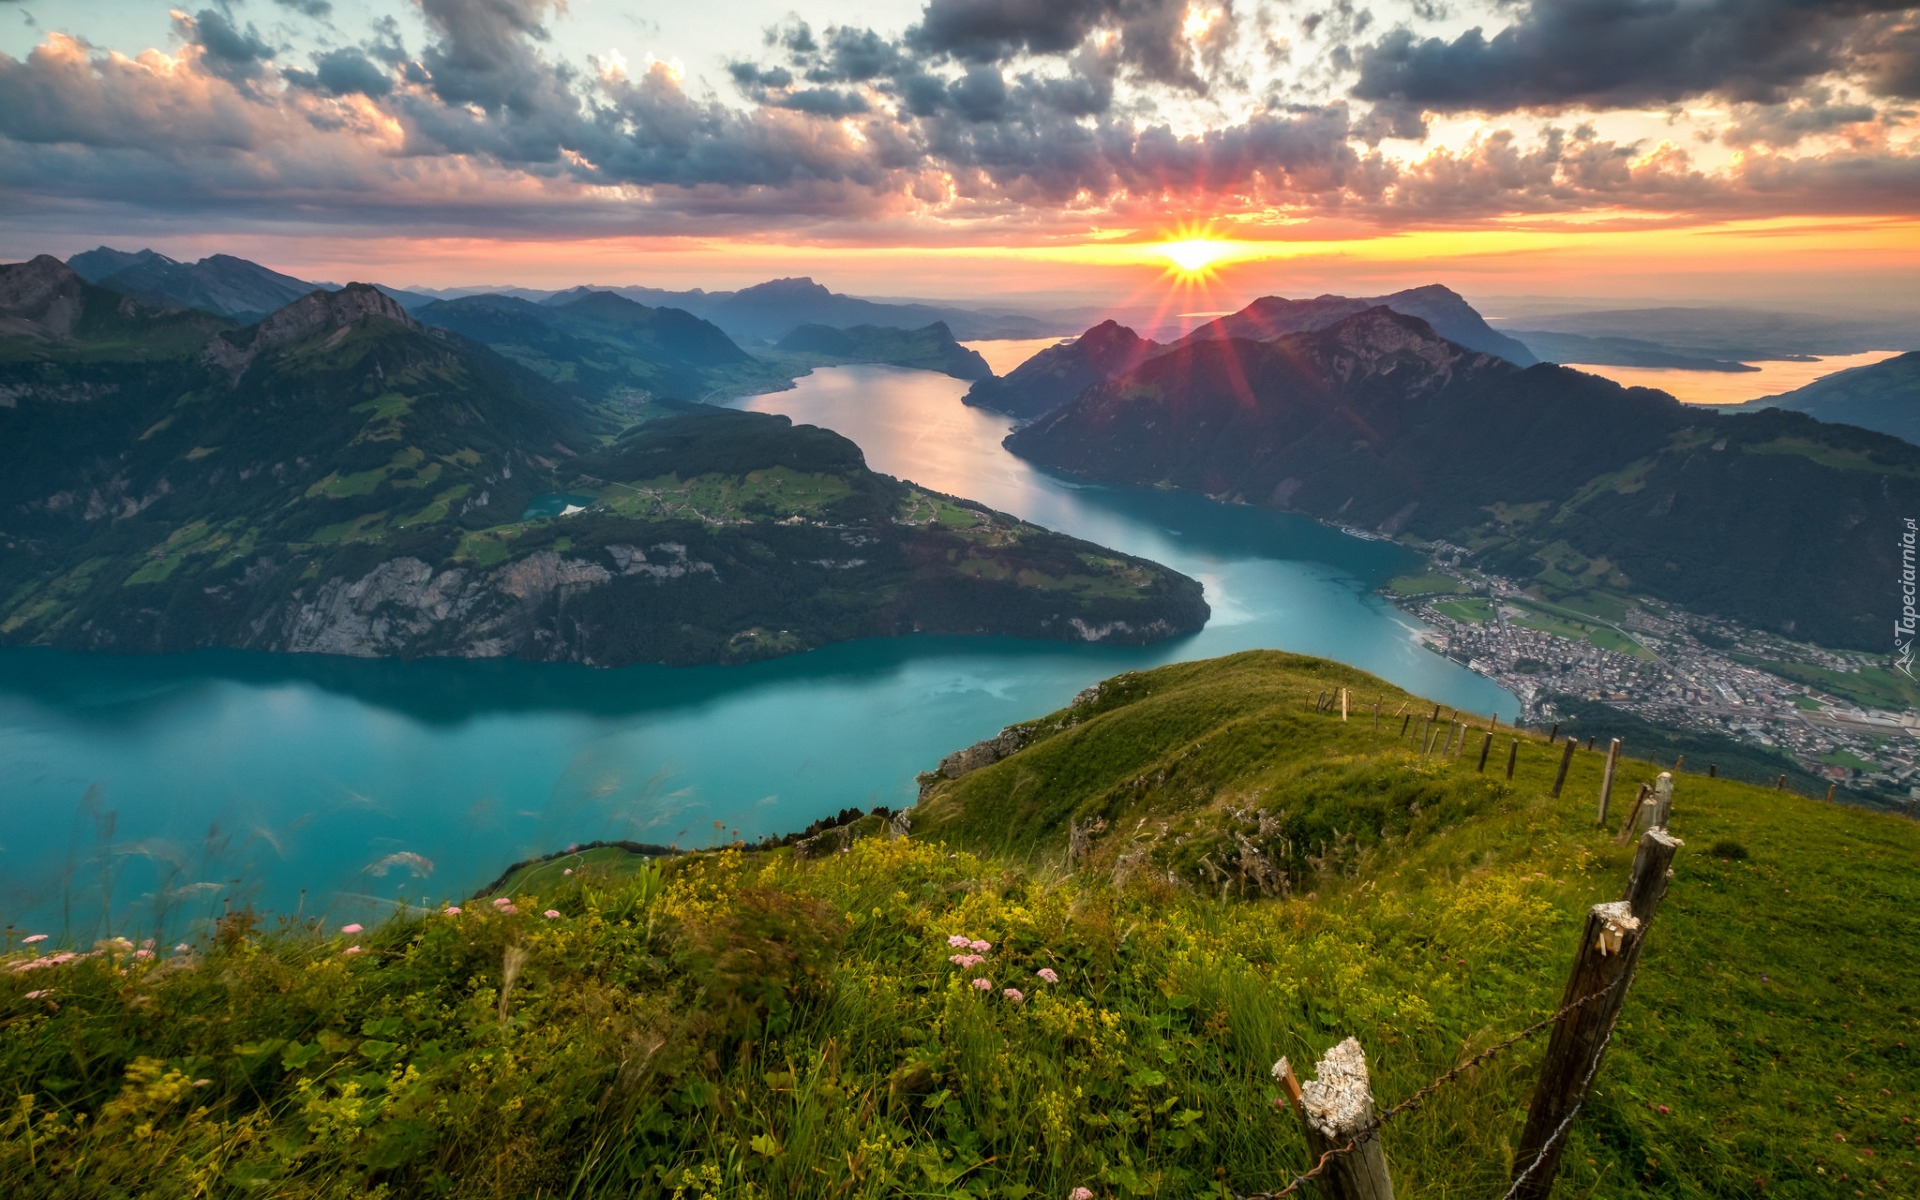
[520,492,599,520]
[0,365,1512,937]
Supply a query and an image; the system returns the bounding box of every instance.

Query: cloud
[0,0,1915,248]
[275,0,335,14]
[183,8,278,83]
[1352,0,1916,113]
[283,48,393,97]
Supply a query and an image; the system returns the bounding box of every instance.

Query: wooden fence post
[1342,688,1350,722]
[1708,764,1716,778]
[1506,737,1519,780]
[1775,775,1786,791]
[1596,739,1621,826]
[1373,701,1380,732]
[1400,712,1411,737]
[1550,739,1576,799]
[1277,1038,1396,1200]
[1547,722,1559,742]
[1649,772,1673,828]
[1673,755,1683,773]
[1614,783,1651,843]
[1477,731,1494,772]
[1508,834,1672,1200]
[1825,784,1835,803]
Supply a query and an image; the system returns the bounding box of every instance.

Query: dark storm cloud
[189,8,277,81]
[1854,12,1920,98]
[283,48,394,97]
[273,0,335,15]
[1353,0,1917,113]
[909,0,1224,93]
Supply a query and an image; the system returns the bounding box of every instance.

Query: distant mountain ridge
[67,246,341,323]
[0,261,1207,666]
[964,320,1162,418]
[1727,351,1920,445]
[1174,285,1539,366]
[1006,307,1920,649]
[774,321,992,380]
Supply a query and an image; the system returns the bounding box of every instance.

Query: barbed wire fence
[1234,777,1683,1200]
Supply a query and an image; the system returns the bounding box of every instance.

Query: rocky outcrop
[0,255,88,340]
[203,283,415,377]
[274,549,621,658]
[937,725,1032,781]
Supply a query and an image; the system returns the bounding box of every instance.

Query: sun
[1160,238,1230,274]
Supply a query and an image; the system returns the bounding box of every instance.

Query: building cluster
[1395,566,1920,803]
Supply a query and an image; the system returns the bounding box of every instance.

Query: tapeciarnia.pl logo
[1899,517,1917,680]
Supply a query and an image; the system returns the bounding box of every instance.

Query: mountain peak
[0,255,90,338]
[202,282,416,375]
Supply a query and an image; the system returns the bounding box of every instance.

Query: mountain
[0,254,233,360]
[1174,284,1539,365]
[0,275,1205,666]
[963,320,1162,418]
[704,277,1048,343]
[773,321,992,380]
[1725,351,1920,445]
[1507,305,1920,361]
[1006,307,1920,649]
[415,290,788,415]
[68,246,332,323]
[1507,330,1756,372]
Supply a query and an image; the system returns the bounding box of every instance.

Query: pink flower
[1036,968,1060,984]
[1658,1105,1670,1115]
[563,868,573,875]
[1071,1189,1095,1200]
[343,946,363,956]
[500,904,520,915]
[340,923,363,934]
[543,909,561,919]
[948,935,971,948]
[492,897,511,908]
[173,943,190,953]
[22,935,46,945]
[1003,988,1025,1003]
[134,949,153,960]
[970,939,992,953]
[443,906,461,916]
[971,978,992,992]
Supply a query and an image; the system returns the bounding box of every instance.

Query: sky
[1,0,1917,310]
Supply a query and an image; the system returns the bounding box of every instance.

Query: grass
[1433,597,1493,623]
[1729,652,1920,712]
[1386,573,1469,597]
[3,651,1917,1200]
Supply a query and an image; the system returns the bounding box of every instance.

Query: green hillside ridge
[5,651,1915,1199]
[0,275,1206,664]
[1726,351,1920,447]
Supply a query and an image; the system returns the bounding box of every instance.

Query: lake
[1574,351,1904,406]
[0,365,1512,938]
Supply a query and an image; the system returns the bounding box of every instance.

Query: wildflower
[173,943,190,953]
[134,949,153,960]
[1037,968,1060,984]
[500,904,520,915]
[971,978,992,992]
[341,923,363,934]
[1071,1189,1095,1200]
[444,906,462,916]
[564,868,573,875]
[1003,988,1025,1003]
[970,939,992,953]
[24,990,50,1000]
[948,935,970,947]
[1657,1105,1670,1114]
[492,897,511,908]
[543,909,561,919]
[343,946,363,956]
[22,934,46,945]
[141,939,155,949]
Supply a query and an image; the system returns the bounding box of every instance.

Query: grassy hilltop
[3,651,1917,1199]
